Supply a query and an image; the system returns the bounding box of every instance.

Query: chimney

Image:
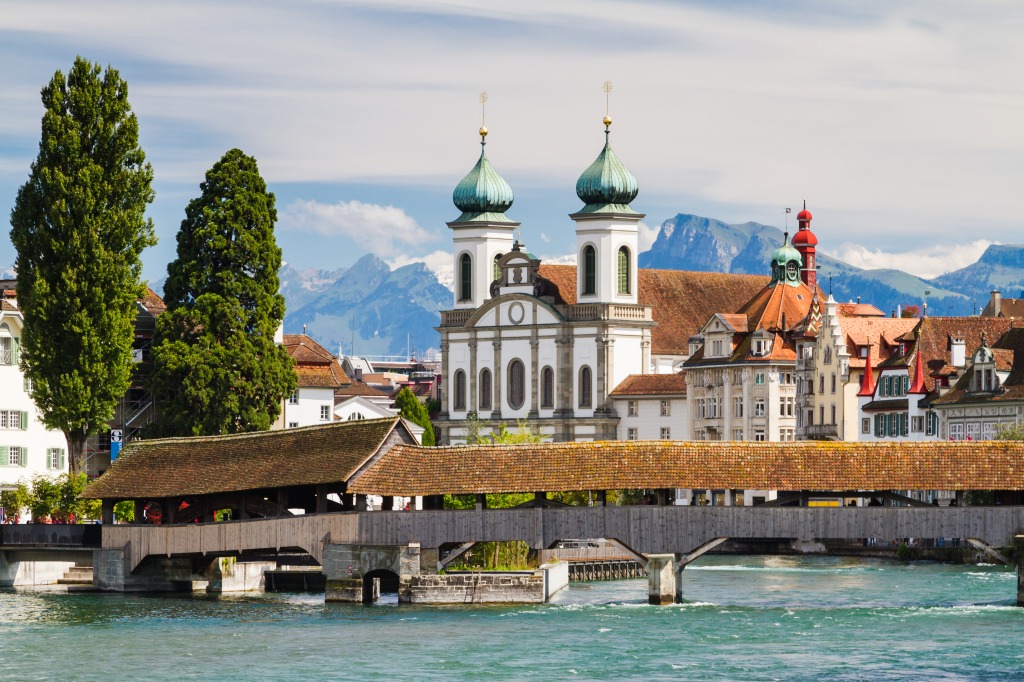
[989,290,1001,317]
[950,336,966,368]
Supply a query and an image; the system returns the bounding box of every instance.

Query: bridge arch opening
[362,568,400,603]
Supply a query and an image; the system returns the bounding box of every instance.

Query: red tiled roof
[83,418,408,499]
[140,287,166,315]
[283,334,350,388]
[348,440,1024,496]
[839,317,918,369]
[336,382,392,399]
[609,373,687,396]
[538,265,768,356]
[837,302,886,317]
[736,281,824,333]
[915,317,1014,391]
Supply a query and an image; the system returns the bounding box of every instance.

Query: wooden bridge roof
[83,417,411,500]
[347,440,1024,496]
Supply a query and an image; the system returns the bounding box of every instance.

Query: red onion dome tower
[791,199,818,289]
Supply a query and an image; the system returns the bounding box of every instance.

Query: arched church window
[578,366,593,408]
[617,246,630,294]
[479,368,492,410]
[453,369,467,410]
[508,359,525,409]
[493,254,503,282]
[541,366,554,408]
[459,253,472,302]
[582,245,596,296]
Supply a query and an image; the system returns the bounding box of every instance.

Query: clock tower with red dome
[791,200,818,289]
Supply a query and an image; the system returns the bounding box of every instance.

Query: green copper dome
[575,128,638,215]
[452,138,515,223]
[770,233,804,287]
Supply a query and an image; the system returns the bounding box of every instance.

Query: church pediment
[463,293,565,329]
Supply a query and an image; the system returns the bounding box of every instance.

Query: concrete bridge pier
[646,555,681,605]
[322,542,421,603]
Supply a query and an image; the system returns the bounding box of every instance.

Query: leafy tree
[150,149,296,435]
[1,481,31,522]
[393,386,435,445]
[27,473,98,522]
[901,305,921,319]
[9,57,156,474]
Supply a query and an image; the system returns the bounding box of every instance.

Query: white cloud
[828,240,995,279]
[386,250,454,291]
[637,221,659,252]
[539,232,550,243]
[279,199,434,254]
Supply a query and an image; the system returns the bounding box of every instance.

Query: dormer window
[859,346,868,358]
[711,339,723,356]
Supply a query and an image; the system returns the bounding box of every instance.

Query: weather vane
[479,91,488,141]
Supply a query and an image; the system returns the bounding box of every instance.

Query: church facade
[433,119,765,444]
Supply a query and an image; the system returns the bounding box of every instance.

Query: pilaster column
[641,336,651,374]
[491,339,503,419]
[439,339,450,418]
[529,337,540,417]
[468,339,478,413]
[555,334,575,419]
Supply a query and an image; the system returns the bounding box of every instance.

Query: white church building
[434,119,765,444]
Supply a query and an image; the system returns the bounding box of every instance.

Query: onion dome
[452,129,515,223]
[792,199,817,246]
[574,119,638,214]
[772,233,803,268]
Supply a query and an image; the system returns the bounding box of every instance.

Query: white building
[609,374,689,442]
[434,120,765,444]
[0,290,69,507]
[279,334,349,429]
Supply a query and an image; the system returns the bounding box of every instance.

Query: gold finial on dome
[479,91,489,142]
[602,80,613,132]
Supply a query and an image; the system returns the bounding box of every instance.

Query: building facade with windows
[0,287,69,499]
[434,121,766,444]
[279,334,350,429]
[609,373,689,442]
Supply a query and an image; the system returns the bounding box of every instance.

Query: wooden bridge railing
[99,506,1024,572]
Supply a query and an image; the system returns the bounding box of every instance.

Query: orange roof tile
[609,373,687,396]
[736,281,824,332]
[348,440,1024,496]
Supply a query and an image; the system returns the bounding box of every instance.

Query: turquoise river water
[2,555,1023,681]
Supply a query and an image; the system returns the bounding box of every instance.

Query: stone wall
[405,562,568,604]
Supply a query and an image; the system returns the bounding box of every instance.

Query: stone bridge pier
[322,543,421,603]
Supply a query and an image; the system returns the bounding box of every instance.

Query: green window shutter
[874,416,882,437]
[12,338,19,364]
[23,377,28,392]
[20,448,26,467]
[20,411,28,430]
[59,450,66,470]
[0,445,7,465]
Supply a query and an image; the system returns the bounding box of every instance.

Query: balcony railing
[440,309,473,327]
[801,424,838,439]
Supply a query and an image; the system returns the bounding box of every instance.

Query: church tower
[570,112,643,305]
[448,125,518,310]
[792,200,818,289]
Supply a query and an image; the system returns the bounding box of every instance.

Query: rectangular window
[627,427,638,441]
[696,398,705,419]
[949,423,964,441]
[320,405,331,421]
[754,400,765,417]
[966,423,981,440]
[755,372,765,385]
[927,412,938,436]
[830,405,836,424]
[628,400,638,417]
[712,339,723,356]
[288,422,299,429]
[660,427,671,440]
[862,418,870,434]
[660,400,670,417]
[818,375,825,393]
[4,446,24,466]
[912,416,924,433]
[0,410,27,430]
[734,397,744,417]
[732,428,743,441]
[707,398,717,418]
[753,430,766,442]
[831,373,836,393]
[289,392,299,405]
[47,448,65,470]
[0,337,15,365]
[819,405,825,425]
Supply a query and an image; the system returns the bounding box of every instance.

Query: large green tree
[9,57,156,474]
[150,148,295,435]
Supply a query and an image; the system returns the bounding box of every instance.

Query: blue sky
[2,1,1023,284]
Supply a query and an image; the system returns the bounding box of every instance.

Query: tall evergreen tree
[9,57,156,474]
[150,149,296,435]
[393,386,435,446]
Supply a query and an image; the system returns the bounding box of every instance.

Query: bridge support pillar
[646,554,680,605]
[1016,536,1024,607]
[322,543,421,603]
